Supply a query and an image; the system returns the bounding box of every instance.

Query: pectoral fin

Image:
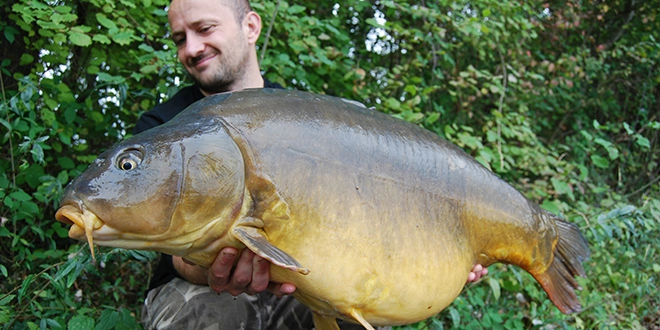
[232,217,310,275]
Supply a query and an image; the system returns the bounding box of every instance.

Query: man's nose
[183,34,205,58]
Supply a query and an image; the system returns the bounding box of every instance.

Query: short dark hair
[170,0,253,23]
[225,0,253,22]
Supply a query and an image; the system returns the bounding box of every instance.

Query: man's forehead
[168,0,235,12]
[168,0,235,28]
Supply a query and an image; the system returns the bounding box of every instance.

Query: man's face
[168,0,251,94]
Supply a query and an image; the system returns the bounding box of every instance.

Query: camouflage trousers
[141,277,371,330]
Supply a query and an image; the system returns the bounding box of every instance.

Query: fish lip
[55,202,105,258]
[55,202,86,229]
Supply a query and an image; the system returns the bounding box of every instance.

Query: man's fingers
[250,255,270,293]
[279,282,296,295]
[466,264,489,283]
[209,247,238,292]
[267,282,297,297]
[230,249,256,290]
[208,248,296,297]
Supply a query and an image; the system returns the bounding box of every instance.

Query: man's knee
[142,278,258,329]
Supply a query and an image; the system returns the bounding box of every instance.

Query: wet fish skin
[56,89,589,329]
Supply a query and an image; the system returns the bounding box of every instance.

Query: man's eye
[173,37,185,47]
[199,25,213,33]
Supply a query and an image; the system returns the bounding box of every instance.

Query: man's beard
[188,53,248,95]
[188,69,234,95]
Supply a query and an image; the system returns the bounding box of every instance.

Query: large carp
[56,89,589,329]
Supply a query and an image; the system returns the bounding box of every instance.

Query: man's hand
[173,247,296,297]
[467,264,488,283]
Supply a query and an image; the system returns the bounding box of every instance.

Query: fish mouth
[55,204,104,258]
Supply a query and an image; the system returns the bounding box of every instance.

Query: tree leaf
[488,277,501,300]
[68,314,95,330]
[69,30,92,47]
[111,30,136,45]
[634,134,650,149]
[9,189,32,202]
[591,155,610,168]
[93,34,112,45]
[96,13,117,30]
[3,26,18,44]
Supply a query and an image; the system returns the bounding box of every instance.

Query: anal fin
[311,309,375,330]
[348,309,375,330]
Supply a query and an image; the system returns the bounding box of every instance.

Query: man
[137,0,488,328]
[138,1,309,328]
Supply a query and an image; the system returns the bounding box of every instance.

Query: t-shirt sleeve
[133,86,204,135]
[133,111,166,134]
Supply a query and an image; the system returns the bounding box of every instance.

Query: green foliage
[2,0,658,329]
[2,0,171,328]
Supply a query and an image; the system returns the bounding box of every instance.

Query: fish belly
[268,200,474,326]
[272,249,472,325]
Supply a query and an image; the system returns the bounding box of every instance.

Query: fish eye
[116,149,143,171]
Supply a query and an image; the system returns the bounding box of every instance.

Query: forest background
[1,0,658,329]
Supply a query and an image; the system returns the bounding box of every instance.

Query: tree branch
[604,0,637,49]
[260,0,282,64]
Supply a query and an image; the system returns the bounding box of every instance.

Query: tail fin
[532,218,590,314]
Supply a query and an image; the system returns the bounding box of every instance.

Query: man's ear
[243,11,262,44]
